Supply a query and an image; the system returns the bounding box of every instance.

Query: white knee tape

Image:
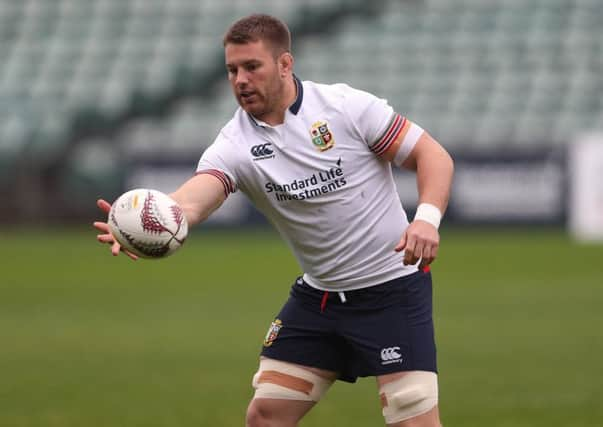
[379,371,438,424]
[252,359,333,402]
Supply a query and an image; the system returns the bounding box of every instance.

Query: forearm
[170,173,227,226]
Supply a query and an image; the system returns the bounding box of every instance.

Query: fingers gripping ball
[108,189,188,259]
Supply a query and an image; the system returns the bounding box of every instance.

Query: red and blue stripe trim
[196,169,236,197]
[371,113,406,156]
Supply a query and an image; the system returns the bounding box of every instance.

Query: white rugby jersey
[197,77,419,291]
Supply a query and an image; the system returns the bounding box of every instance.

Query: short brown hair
[223,14,291,56]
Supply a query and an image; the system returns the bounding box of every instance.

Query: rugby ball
[108,189,188,259]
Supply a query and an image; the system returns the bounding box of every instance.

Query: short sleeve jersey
[197,77,417,291]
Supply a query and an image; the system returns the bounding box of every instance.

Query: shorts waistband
[295,271,428,313]
[296,271,423,296]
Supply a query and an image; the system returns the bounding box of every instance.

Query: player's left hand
[93,199,139,260]
[395,220,439,270]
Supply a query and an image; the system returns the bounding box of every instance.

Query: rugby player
[94,14,454,427]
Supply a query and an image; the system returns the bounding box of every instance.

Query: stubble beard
[240,75,285,121]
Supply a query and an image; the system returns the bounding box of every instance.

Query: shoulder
[217,109,245,142]
[307,80,378,100]
[304,80,382,112]
[201,111,247,159]
[302,80,363,101]
[301,80,381,120]
[206,108,253,152]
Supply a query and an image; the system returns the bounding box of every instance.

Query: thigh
[377,371,440,426]
[248,357,338,424]
[252,357,337,402]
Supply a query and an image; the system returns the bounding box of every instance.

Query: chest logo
[310,120,335,152]
[250,143,275,161]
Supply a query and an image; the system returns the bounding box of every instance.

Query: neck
[261,75,297,126]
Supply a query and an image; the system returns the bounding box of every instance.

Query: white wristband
[414,203,442,229]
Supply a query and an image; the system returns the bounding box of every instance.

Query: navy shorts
[260,271,437,383]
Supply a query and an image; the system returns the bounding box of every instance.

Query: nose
[235,69,249,87]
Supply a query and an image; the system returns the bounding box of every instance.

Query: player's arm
[94,172,228,259]
[382,122,454,269]
[169,172,227,226]
[382,123,453,214]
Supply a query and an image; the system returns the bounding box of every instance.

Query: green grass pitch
[1,227,601,426]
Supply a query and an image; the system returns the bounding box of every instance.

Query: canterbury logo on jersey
[250,143,275,160]
[381,347,403,365]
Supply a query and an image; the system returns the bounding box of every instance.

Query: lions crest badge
[263,319,283,347]
[310,121,335,152]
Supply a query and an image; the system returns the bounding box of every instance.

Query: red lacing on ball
[141,191,169,234]
[170,205,184,226]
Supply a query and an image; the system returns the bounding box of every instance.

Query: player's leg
[334,270,440,426]
[246,357,337,427]
[247,277,345,426]
[375,271,440,426]
[377,371,441,427]
[246,399,313,427]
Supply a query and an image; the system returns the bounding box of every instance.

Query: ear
[279,52,294,77]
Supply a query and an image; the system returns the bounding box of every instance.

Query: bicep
[400,131,450,171]
[170,173,228,226]
[381,122,451,172]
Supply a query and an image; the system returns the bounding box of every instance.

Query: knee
[246,399,269,427]
[246,400,265,427]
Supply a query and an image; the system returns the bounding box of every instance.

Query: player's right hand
[394,219,439,270]
[93,199,138,260]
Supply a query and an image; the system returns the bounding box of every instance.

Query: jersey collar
[248,75,303,128]
[289,74,303,115]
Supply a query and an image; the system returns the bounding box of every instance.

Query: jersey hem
[302,267,419,292]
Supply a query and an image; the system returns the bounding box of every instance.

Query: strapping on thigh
[252,358,334,402]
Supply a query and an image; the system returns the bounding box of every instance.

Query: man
[94,14,454,427]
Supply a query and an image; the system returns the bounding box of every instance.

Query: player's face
[225,40,286,120]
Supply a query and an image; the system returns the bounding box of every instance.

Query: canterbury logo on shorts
[380,347,403,365]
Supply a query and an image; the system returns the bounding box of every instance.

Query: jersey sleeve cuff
[370,113,406,156]
[196,169,236,197]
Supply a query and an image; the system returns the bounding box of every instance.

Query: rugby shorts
[260,270,437,383]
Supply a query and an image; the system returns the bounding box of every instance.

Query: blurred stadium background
[1,0,602,426]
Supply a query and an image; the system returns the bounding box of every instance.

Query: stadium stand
[0,0,602,220]
[0,0,326,170]
[110,0,602,155]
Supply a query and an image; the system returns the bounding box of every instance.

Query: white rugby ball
[108,189,188,259]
